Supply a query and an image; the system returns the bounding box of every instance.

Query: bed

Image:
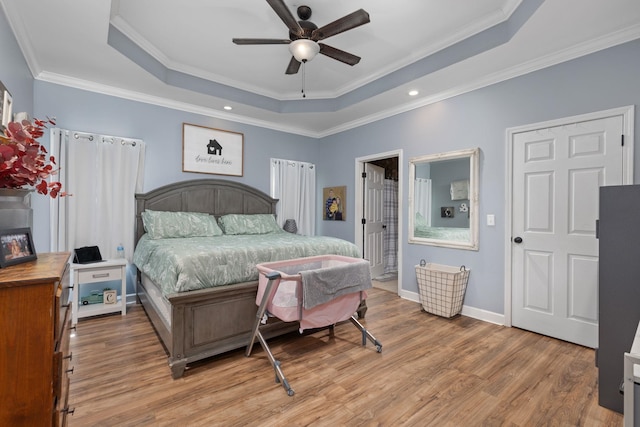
[133,179,366,378]
[413,212,470,241]
[413,225,470,241]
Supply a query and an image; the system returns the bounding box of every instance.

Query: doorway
[355,150,403,295]
[505,106,634,347]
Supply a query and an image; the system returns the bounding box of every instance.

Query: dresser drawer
[77,266,122,284]
[54,308,72,399]
[54,375,71,427]
[55,264,71,344]
[54,304,73,427]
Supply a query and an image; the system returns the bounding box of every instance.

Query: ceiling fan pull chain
[301,60,306,98]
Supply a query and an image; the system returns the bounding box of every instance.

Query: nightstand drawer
[77,267,122,284]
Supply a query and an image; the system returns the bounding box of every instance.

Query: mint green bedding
[414,225,470,241]
[133,231,361,296]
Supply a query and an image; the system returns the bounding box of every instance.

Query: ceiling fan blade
[311,9,370,41]
[266,0,303,37]
[233,38,291,45]
[285,56,301,74]
[318,43,361,66]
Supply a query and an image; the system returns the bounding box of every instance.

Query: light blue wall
[0,6,33,127]
[31,82,320,253]
[316,39,640,314]
[2,0,640,316]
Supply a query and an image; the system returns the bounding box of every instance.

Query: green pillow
[218,214,282,235]
[142,210,223,239]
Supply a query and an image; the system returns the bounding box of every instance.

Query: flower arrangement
[0,117,66,198]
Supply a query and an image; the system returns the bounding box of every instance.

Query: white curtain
[50,129,145,262]
[415,178,432,226]
[270,158,315,236]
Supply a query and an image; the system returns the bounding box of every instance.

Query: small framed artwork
[182,123,244,176]
[0,228,37,268]
[2,88,12,127]
[323,186,346,221]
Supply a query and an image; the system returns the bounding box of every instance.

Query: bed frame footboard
[138,277,299,379]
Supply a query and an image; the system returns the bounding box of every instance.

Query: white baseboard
[399,290,505,325]
[460,305,505,325]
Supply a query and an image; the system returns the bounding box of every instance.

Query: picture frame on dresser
[0,227,37,268]
[0,81,6,125]
[2,89,12,127]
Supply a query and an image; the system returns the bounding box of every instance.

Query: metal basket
[415,263,470,318]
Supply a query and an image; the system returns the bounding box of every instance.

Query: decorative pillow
[218,214,282,235]
[142,210,223,239]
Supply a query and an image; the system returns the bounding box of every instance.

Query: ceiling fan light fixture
[289,39,319,62]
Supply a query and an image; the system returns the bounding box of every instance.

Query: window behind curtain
[49,129,145,261]
[270,158,315,236]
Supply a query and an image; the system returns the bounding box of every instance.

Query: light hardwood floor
[68,288,622,426]
[372,279,397,293]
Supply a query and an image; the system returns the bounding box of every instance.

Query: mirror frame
[408,147,479,250]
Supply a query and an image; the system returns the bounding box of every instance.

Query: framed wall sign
[0,227,37,268]
[182,123,244,176]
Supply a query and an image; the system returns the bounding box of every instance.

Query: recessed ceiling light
[408,90,419,96]
[223,105,233,110]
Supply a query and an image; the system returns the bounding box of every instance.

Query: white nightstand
[70,259,127,325]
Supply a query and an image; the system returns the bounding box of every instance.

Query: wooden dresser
[0,252,73,426]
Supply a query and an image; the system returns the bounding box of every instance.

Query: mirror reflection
[409,148,479,250]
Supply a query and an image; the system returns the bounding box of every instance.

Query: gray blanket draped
[300,259,372,309]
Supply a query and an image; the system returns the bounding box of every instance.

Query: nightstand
[71,259,127,325]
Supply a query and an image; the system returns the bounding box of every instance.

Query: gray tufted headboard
[134,179,278,247]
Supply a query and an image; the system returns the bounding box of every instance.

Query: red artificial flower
[0,117,67,198]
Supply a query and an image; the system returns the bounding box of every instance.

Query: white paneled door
[511,114,626,348]
[365,163,385,279]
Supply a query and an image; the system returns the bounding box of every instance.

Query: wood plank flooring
[68,288,622,426]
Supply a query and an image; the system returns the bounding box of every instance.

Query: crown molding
[35,23,640,139]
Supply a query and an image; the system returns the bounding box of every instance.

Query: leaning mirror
[408,148,479,250]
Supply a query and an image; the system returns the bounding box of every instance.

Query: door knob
[513,236,523,244]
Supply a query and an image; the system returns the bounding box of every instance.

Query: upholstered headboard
[134,179,278,247]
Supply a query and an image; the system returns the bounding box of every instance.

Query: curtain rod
[72,131,140,146]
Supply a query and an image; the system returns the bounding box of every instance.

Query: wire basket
[415,263,470,318]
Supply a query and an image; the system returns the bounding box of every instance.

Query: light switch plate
[487,214,495,226]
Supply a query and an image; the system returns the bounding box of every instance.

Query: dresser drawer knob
[66,367,74,375]
[64,353,73,361]
[62,407,75,416]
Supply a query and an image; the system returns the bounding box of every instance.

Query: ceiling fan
[232,0,370,75]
